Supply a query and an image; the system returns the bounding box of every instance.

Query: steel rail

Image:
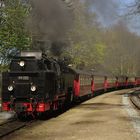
[130,93,140,109]
[0,119,35,138]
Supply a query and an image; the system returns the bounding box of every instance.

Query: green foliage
[63,1,106,70]
[103,22,140,76]
[0,65,9,72]
[0,0,31,66]
[94,43,106,63]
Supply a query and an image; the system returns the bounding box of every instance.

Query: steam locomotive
[2,51,140,118]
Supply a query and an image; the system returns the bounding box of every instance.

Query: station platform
[1,89,140,140]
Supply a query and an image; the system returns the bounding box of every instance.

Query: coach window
[95,76,103,83]
[83,76,86,85]
[87,77,89,85]
[80,76,83,85]
[83,75,85,85]
[80,76,82,85]
[85,76,87,85]
[88,77,90,85]
[84,76,85,85]
[85,75,87,85]
[109,78,112,83]
[82,76,84,85]
[86,77,88,85]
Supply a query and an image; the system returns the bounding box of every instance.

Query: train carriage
[92,75,105,93]
[73,70,92,98]
[105,76,117,90]
[126,77,135,88]
[135,77,140,86]
[116,76,127,88]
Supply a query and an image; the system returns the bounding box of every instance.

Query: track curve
[130,89,140,109]
[0,119,35,138]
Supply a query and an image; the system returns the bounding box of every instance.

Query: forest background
[1,0,140,76]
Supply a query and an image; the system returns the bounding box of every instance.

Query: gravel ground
[1,89,139,140]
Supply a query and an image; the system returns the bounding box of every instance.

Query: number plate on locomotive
[18,76,29,80]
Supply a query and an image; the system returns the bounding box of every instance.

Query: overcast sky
[120,0,140,35]
[89,0,140,35]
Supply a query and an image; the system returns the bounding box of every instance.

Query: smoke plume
[28,0,74,42]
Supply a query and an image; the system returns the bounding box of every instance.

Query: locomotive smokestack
[51,41,67,57]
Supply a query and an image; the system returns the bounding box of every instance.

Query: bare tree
[103,21,140,76]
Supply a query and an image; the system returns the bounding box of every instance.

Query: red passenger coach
[104,76,109,90]
[117,76,126,88]
[93,75,105,93]
[73,75,80,97]
[91,76,94,93]
[105,76,117,90]
[134,77,140,86]
[126,77,135,87]
[73,70,93,99]
[115,77,119,88]
[92,74,115,93]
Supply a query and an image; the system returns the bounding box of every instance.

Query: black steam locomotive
[2,51,140,118]
[2,51,88,117]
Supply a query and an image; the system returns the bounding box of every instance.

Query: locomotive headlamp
[8,85,14,91]
[19,61,25,67]
[31,85,36,92]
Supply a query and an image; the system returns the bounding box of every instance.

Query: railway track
[0,119,34,138]
[0,118,17,127]
[130,90,140,109]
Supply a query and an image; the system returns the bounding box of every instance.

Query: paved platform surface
[2,89,140,140]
